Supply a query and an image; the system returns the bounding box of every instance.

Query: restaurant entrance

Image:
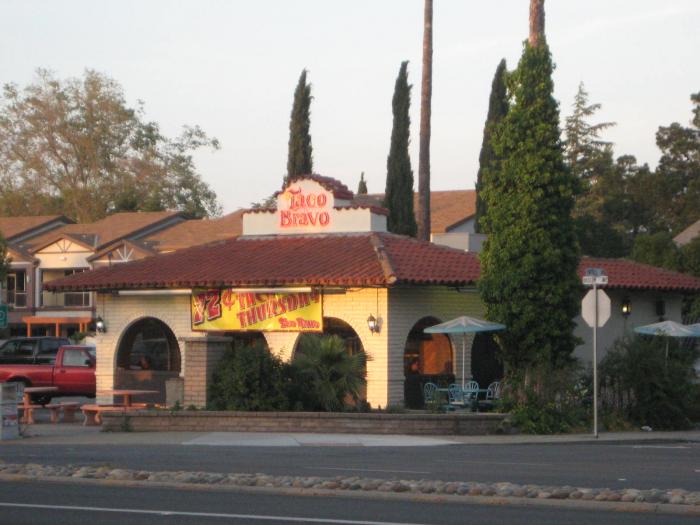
[403,316,455,408]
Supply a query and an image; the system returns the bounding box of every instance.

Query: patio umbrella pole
[461,334,465,390]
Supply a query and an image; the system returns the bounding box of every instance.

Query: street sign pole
[583,268,608,439]
[593,280,598,439]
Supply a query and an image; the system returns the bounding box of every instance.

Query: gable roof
[24,211,185,253]
[43,232,482,291]
[144,210,244,252]
[580,257,700,292]
[0,215,73,241]
[674,219,700,247]
[356,190,477,234]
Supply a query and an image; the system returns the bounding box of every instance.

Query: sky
[1,0,699,214]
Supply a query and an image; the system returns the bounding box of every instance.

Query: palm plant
[293,335,368,411]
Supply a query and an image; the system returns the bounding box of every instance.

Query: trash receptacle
[0,383,20,440]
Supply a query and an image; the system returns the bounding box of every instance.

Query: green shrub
[292,334,368,412]
[208,341,291,411]
[599,336,699,430]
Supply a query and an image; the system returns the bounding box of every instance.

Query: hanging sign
[191,289,323,332]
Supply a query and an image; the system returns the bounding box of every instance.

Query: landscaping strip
[1,462,699,514]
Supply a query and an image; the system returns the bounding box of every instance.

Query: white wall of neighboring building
[447,217,476,234]
[431,232,487,253]
[573,289,684,365]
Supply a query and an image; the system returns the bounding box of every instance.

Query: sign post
[582,268,610,439]
[0,304,7,330]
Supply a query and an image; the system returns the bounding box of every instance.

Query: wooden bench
[45,402,81,423]
[80,404,148,426]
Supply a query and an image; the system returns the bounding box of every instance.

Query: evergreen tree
[357,172,368,195]
[384,61,417,237]
[479,6,580,390]
[474,59,508,233]
[286,69,313,185]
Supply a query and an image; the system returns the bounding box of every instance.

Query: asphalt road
[2,441,699,491]
[0,480,696,525]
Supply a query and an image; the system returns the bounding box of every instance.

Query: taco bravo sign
[191,288,322,332]
[279,185,331,229]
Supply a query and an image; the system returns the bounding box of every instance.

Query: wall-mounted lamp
[621,298,631,317]
[95,316,107,333]
[367,314,380,334]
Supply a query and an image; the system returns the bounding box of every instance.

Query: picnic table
[19,386,58,424]
[82,389,159,426]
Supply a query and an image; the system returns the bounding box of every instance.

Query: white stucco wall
[573,289,684,364]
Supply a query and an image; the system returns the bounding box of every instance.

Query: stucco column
[180,335,232,408]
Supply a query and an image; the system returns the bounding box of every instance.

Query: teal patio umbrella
[633,320,700,362]
[424,316,506,389]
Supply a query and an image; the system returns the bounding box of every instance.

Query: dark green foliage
[681,237,700,278]
[573,214,629,258]
[357,172,368,195]
[292,335,368,412]
[653,92,700,233]
[286,70,313,184]
[631,232,682,271]
[384,61,417,237]
[208,342,290,411]
[474,59,508,233]
[600,336,699,429]
[479,40,580,378]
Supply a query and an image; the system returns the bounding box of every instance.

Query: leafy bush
[599,336,699,430]
[292,335,368,412]
[208,341,291,411]
[499,364,589,434]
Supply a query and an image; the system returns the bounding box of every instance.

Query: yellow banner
[191,289,323,332]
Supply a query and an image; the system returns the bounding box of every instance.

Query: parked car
[0,337,71,365]
[0,342,96,403]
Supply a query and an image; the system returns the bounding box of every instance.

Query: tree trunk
[529,0,545,47]
[417,0,433,241]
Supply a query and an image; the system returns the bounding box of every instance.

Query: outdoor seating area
[423,380,501,412]
[81,389,158,426]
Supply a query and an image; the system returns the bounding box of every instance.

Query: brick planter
[101,410,509,435]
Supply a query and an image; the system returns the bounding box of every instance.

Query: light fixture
[367,314,379,334]
[621,298,631,317]
[95,316,106,333]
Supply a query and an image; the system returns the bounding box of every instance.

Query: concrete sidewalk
[10,422,700,447]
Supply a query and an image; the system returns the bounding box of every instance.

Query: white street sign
[582,289,611,328]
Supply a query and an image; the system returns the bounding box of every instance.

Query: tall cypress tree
[357,172,368,195]
[384,61,417,237]
[474,59,508,233]
[479,0,580,389]
[286,69,313,185]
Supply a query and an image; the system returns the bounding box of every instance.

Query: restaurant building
[45,175,700,408]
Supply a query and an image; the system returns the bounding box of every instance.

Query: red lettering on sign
[192,293,206,325]
[279,187,331,229]
[205,290,222,321]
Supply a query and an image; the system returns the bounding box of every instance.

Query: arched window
[117,318,180,372]
[115,318,181,404]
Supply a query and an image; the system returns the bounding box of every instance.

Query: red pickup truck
[0,339,96,403]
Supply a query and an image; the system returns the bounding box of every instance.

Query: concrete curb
[2,474,699,517]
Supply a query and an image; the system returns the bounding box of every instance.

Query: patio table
[20,386,58,424]
[96,389,159,407]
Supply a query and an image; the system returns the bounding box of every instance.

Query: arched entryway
[403,316,455,408]
[294,317,367,402]
[471,332,503,388]
[115,317,181,404]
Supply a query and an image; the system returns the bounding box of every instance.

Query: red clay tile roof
[43,232,481,291]
[579,257,700,291]
[0,215,72,240]
[285,174,354,200]
[43,235,700,293]
[25,211,185,252]
[357,190,477,233]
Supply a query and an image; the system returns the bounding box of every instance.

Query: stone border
[101,410,508,435]
[1,463,699,516]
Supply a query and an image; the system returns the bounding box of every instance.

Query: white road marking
[437,460,553,467]
[0,502,432,525]
[618,478,627,481]
[631,445,689,449]
[308,467,431,474]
